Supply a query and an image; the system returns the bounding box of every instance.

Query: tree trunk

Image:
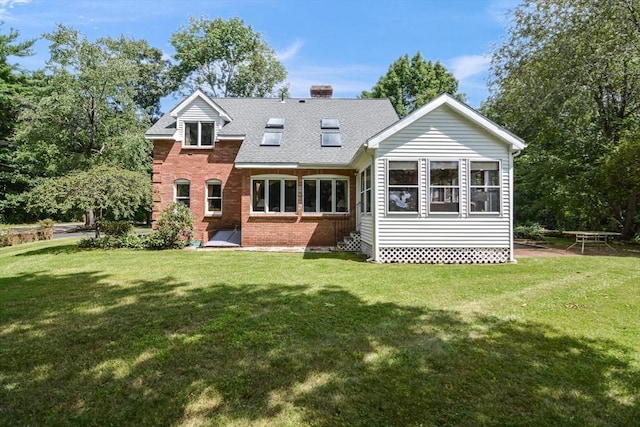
[622,193,637,240]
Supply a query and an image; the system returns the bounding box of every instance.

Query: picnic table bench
[564,231,621,254]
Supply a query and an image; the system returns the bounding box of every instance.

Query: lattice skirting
[378,247,511,264]
[360,241,373,258]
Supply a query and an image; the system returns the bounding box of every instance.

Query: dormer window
[184,121,214,147]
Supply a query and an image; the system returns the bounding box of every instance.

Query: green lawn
[1,240,638,426]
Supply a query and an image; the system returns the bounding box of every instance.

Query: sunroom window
[252,178,297,213]
[429,161,459,213]
[206,179,222,214]
[360,166,372,214]
[470,161,500,213]
[303,177,349,213]
[387,161,418,212]
[184,122,214,147]
[175,179,190,207]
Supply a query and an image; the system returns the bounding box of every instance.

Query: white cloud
[277,39,304,62]
[487,0,519,26]
[0,0,31,17]
[447,54,491,81]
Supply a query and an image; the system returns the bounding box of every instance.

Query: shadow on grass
[0,271,638,426]
[14,243,80,257]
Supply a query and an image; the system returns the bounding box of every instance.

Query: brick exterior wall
[152,140,356,246]
[152,139,243,243]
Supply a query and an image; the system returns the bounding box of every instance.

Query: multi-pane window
[387,161,418,212]
[206,180,222,214]
[175,180,190,207]
[303,178,349,213]
[429,161,459,212]
[360,166,372,214]
[252,178,297,213]
[470,161,500,213]
[184,122,214,147]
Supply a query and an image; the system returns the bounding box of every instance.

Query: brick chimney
[310,85,333,98]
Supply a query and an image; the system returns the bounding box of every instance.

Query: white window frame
[360,166,372,214]
[205,179,223,216]
[174,179,190,207]
[303,175,350,214]
[251,175,298,214]
[387,160,420,214]
[469,160,501,214]
[428,160,460,214]
[183,121,215,148]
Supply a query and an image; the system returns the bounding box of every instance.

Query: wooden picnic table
[564,231,621,254]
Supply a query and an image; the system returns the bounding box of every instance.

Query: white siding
[373,106,514,254]
[173,98,224,140]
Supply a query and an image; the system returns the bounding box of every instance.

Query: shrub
[514,223,545,240]
[146,203,194,249]
[0,225,13,247]
[38,219,55,240]
[78,234,146,250]
[97,220,133,237]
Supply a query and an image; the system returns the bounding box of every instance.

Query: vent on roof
[266,117,285,128]
[321,133,342,147]
[321,118,340,129]
[261,132,282,146]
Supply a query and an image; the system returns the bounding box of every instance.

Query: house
[145,86,525,263]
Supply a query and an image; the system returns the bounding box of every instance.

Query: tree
[0,24,36,223]
[170,16,287,97]
[362,52,463,117]
[27,165,151,237]
[11,25,170,224]
[487,0,640,239]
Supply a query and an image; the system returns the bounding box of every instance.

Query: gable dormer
[170,90,232,148]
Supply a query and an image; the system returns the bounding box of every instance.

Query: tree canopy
[362,52,463,117]
[170,16,287,97]
[27,165,152,234]
[487,0,640,239]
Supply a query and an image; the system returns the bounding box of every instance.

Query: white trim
[365,93,526,151]
[386,159,420,215]
[170,90,232,122]
[182,121,216,148]
[250,176,298,214]
[174,179,190,207]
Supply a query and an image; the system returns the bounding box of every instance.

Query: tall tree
[13,25,169,224]
[170,16,287,97]
[487,0,640,239]
[362,52,463,117]
[0,24,36,223]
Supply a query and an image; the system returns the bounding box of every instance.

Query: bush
[38,219,55,240]
[78,234,146,250]
[97,220,133,237]
[146,203,194,249]
[514,223,545,240]
[0,225,12,247]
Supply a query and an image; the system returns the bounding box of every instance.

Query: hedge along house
[145,88,525,263]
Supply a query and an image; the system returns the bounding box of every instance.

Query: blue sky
[0,0,518,111]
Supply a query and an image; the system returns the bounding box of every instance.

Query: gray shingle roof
[146,96,398,167]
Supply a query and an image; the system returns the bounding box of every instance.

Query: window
[429,161,459,212]
[206,180,222,214]
[266,117,285,128]
[387,161,418,212]
[303,177,349,213]
[184,122,214,147]
[470,161,500,213]
[252,178,297,213]
[321,133,342,147]
[360,166,372,214]
[175,180,190,207]
[321,118,340,129]
[261,132,282,146]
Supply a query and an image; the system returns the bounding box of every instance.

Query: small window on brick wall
[175,179,190,207]
[206,179,222,214]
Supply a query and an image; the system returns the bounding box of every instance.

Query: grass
[1,240,639,426]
